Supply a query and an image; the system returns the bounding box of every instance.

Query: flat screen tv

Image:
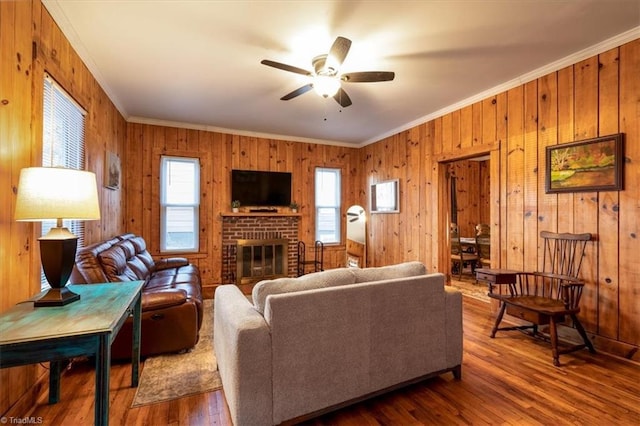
[231,169,292,207]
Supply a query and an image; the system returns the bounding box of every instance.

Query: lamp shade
[15,167,101,222]
[313,75,341,98]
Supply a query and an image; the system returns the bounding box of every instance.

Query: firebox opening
[236,238,288,285]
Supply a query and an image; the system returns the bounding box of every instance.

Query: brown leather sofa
[70,233,203,359]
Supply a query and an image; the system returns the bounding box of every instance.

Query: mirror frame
[370,179,399,214]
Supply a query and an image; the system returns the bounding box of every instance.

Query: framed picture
[370,179,399,213]
[545,134,624,193]
[105,151,121,190]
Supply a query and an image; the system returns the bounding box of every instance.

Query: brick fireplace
[221,213,300,285]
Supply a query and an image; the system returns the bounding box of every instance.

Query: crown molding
[127,117,354,148]
[362,26,640,147]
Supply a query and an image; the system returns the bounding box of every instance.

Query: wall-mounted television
[231,169,292,207]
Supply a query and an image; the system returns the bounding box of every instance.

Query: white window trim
[160,156,201,253]
[315,167,341,244]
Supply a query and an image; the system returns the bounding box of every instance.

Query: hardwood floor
[27,296,640,425]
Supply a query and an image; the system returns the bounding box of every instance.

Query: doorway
[437,149,497,298]
[448,155,491,241]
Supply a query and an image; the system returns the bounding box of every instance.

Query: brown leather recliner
[70,233,203,359]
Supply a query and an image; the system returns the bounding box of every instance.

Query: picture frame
[545,134,624,193]
[105,151,121,190]
[370,179,399,213]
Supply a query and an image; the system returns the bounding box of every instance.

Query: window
[160,156,200,252]
[315,167,341,243]
[41,73,87,290]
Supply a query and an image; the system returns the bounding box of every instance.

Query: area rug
[450,277,490,302]
[131,299,221,407]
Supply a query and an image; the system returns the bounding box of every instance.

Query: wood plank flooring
[26,296,640,425]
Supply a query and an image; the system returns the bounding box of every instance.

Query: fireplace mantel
[221,212,301,218]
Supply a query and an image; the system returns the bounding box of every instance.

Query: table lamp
[15,167,101,307]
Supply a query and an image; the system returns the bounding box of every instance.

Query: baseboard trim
[5,367,47,419]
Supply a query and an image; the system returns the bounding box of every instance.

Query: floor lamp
[14,167,101,307]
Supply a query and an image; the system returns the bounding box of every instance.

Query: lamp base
[34,286,80,307]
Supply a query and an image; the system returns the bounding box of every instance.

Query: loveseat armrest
[444,287,463,374]
[154,257,189,270]
[214,285,273,426]
[141,289,187,311]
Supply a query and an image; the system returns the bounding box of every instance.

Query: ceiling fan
[347,207,365,222]
[260,36,395,108]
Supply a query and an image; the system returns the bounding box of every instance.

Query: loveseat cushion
[252,268,357,315]
[352,260,426,283]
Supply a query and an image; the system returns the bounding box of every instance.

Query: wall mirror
[346,205,366,267]
[370,179,399,213]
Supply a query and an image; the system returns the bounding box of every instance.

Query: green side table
[0,281,143,426]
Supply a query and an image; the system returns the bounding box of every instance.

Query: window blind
[41,73,87,289]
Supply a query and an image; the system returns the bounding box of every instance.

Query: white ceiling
[43,1,640,147]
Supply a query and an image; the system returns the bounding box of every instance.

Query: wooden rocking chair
[488,231,595,366]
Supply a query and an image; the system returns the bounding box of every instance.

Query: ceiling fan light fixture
[313,75,340,98]
[261,36,392,107]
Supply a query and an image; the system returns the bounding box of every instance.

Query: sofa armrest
[214,285,272,426]
[155,257,189,270]
[444,287,463,370]
[141,289,187,311]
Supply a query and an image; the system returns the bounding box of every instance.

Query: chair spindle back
[540,231,593,278]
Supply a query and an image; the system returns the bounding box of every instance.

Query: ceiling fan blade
[261,59,312,76]
[333,87,352,108]
[281,84,313,100]
[342,71,395,82]
[326,36,352,71]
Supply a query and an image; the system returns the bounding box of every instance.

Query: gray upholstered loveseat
[213,261,463,425]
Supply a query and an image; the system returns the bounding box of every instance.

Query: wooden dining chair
[475,224,491,268]
[451,231,478,279]
[475,235,491,268]
[475,223,490,237]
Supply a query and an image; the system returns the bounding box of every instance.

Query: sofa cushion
[252,268,356,315]
[98,245,138,282]
[352,260,426,283]
[118,239,136,260]
[128,236,157,272]
[71,239,118,284]
[127,255,152,280]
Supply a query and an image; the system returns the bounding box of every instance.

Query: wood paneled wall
[1,0,126,416]
[448,159,490,238]
[2,0,638,416]
[362,40,640,359]
[124,124,360,295]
